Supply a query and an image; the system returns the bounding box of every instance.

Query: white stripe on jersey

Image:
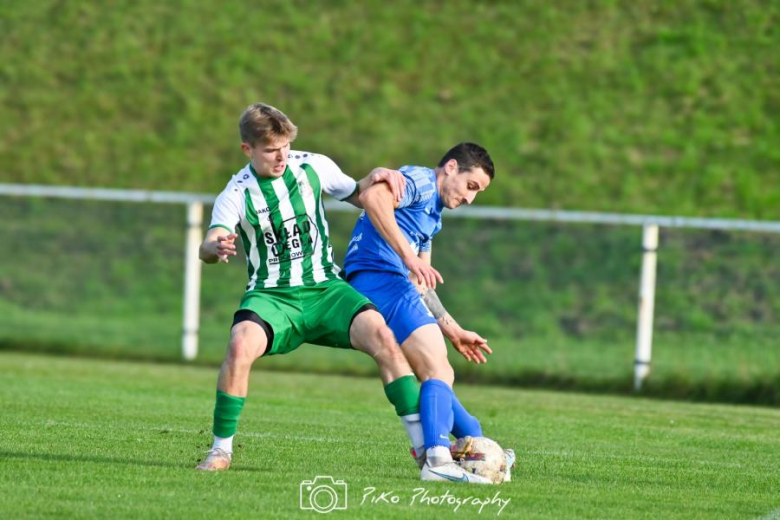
[271,177,305,287]
[296,169,328,283]
[315,190,339,277]
[239,219,260,291]
[245,188,277,290]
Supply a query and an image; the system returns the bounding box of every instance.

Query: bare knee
[364,325,412,382]
[226,327,267,368]
[376,324,398,351]
[430,364,455,386]
[401,324,454,385]
[352,312,398,357]
[414,358,454,386]
[441,365,455,386]
[372,326,406,366]
[226,337,253,368]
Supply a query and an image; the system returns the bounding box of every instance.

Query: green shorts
[234,278,375,356]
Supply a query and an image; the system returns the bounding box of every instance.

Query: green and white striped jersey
[209,151,358,290]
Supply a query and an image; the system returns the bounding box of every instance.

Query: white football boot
[195,448,232,471]
[421,460,492,484]
[421,446,492,484]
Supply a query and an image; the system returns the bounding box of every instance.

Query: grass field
[2,352,778,519]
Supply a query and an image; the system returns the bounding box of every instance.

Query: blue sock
[451,394,483,438]
[420,379,454,449]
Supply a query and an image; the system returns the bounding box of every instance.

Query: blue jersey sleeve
[398,166,437,209]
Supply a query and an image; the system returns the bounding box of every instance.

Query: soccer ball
[451,436,506,484]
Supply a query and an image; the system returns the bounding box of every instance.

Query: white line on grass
[42,420,372,445]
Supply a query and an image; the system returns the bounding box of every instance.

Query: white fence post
[182,202,203,361]
[634,224,659,390]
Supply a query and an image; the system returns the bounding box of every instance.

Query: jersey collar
[248,163,290,183]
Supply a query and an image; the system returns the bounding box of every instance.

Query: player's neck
[250,161,285,180]
[434,166,446,193]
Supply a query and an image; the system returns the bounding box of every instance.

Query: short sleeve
[397,174,420,209]
[209,178,243,232]
[307,153,357,200]
[397,166,436,209]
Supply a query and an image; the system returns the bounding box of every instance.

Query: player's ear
[445,159,458,176]
[241,142,253,158]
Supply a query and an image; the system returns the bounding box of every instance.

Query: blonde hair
[239,103,298,146]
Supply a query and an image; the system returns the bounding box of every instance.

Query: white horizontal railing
[0,183,215,204]
[323,199,780,232]
[3,184,780,232]
[2,183,779,390]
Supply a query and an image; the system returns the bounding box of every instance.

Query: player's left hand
[450,329,492,364]
[368,167,406,203]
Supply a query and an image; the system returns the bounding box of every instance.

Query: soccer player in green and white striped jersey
[195,103,422,472]
[210,147,354,290]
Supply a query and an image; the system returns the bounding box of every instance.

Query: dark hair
[437,142,495,179]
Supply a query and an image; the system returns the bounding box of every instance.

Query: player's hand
[449,329,492,364]
[215,233,238,263]
[403,254,443,290]
[368,167,406,204]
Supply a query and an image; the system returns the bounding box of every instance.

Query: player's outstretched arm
[360,183,443,289]
[343,167,406,208]
[199,227,238,264]
[413,251,492,364]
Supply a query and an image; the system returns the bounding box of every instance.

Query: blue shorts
[347,270,437,345]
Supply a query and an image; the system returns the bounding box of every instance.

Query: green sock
[384,375,420,416]
[212,390,246,438]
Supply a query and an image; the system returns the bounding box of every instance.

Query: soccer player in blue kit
[343,143,514,483]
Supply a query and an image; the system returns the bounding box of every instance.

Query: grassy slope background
[1,1,778,403]
[2,0,778,218]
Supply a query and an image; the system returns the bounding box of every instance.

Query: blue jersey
[344,165,443,277]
